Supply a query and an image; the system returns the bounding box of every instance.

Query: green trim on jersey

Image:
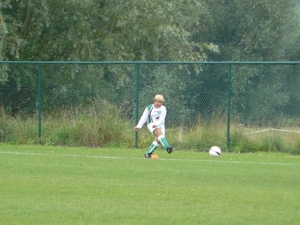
[146,104,153,124]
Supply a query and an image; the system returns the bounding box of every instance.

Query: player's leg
[144,141,160,158]
[153,128,173,154]
[144,124,159,158]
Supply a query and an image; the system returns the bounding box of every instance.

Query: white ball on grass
[209,146,221,157]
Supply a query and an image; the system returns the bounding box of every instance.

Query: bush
[0,102,299,155]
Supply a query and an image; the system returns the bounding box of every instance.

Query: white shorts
[147,123,165,135]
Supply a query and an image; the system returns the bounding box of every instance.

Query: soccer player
[134,94,173,158]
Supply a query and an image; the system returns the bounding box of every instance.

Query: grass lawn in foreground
[0,144,299,225]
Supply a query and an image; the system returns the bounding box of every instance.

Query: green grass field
[0,144,299,225]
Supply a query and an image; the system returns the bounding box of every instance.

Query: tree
[0,0,220,116]
[188,0,300,125]
[195,0,300,61]
[0,0,218,61]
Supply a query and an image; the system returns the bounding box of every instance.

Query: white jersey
[136,104,167,129]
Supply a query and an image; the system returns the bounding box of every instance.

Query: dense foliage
[0,0,219,61]
[0,0,300,126]
[1,0,299,62]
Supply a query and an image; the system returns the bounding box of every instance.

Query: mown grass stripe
[0,151,298,166]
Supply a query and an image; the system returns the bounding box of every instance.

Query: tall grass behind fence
[0,61,300,153]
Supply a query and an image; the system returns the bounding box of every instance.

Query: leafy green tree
[0,0,219,115]
[189,0,300,125]
[196,0,300,61]
[0,0,218,61]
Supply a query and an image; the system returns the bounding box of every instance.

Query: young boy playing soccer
[134,94,173,158]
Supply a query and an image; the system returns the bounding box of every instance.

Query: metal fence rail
[1,61,300,151]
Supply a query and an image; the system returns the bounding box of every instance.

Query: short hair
[154,94,164,102]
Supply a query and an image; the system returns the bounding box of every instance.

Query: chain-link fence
[1,61,300,152]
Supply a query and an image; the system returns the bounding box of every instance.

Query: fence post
[38,63,42,142]
[134,63,140,148]
[226,63,232,151]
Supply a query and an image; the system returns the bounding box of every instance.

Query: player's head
[153,94,164,107]
[154,94,164,103]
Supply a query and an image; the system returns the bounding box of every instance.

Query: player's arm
[134,107,150,130]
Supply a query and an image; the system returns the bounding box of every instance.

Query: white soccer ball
[209,146,221,157]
